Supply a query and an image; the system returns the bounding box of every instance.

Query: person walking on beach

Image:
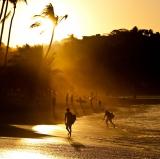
[65,108,74,137]
[104,110,115,128]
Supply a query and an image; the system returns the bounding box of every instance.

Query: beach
[0,104,159,158]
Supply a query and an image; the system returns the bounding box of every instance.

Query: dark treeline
[0,45,57,123]
[55,26,160,95]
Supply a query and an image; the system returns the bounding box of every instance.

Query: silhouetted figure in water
[98,100,102,110]
[104,110,115,128]
[65,108,73,137]
[89,92,96,109]
[98,100,101,106]
[78,97,82,106]
[70,94,74,106]
[66,93,69,106]
[89,96,94,107]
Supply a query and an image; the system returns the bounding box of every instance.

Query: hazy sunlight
[3,0,82,46]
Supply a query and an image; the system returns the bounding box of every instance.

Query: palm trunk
[0,0,6,20]
[45,24,56,59]
[0,0,9,47]
[5,5,16,66]
[45,16,66,59]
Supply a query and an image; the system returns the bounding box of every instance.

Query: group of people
[64,108,116,137]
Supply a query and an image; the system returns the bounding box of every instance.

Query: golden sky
[2,0,160,46]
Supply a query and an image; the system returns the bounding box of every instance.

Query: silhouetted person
[65,108,73,137]
[98,100,102,108]
[89,96,94,107]
[70,94,74,106]
[51,90,56,117]
[66,93,69,106]
[78,97,82,106]
[98,100,102,107]
[104,110,115,128]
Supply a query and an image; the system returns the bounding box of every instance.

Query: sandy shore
[0,104,160,158]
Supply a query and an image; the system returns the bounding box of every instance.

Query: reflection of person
[104,110,115,128]
[65,108,73,137]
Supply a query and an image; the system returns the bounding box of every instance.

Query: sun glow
[2,0,160,47]
[3,0,82,47]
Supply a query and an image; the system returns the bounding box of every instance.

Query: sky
[2,0,160,46]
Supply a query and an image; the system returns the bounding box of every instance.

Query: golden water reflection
[14,124,67,145]
[20,125,67,145]
[32,125,64,135]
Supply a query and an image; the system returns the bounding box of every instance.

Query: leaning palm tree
[4,0,27,66]
[40,3,58,59]
[31,3,68,59]
[45,14,68,59]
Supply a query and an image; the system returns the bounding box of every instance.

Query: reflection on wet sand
[0,150,53,159]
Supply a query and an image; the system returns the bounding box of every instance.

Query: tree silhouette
[0,0,9,47]
[31,3,68,61]
[0,0,6,20]
[4,0,27,66]
[54,27,160,95]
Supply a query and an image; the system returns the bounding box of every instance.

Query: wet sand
[0,104,160,158]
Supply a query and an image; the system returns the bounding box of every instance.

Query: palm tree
[40,3,58,59]
[4,0,27,66]
[45,14,67,59]
[31,3,68,59]
[0,0,9,47]
[0,0,6,20]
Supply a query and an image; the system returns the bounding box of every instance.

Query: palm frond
[33,14,41,18]
[9,0,27,5]
[30,22,41,28]
[41,3,58,23]
[0,11,11,23]
[42,3,55,17]
[64,14,68,19]
[24,0,27,4]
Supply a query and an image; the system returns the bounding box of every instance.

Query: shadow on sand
[0,124,51,139]
[67,137,86,151]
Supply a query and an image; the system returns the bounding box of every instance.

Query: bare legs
[105,118,115,128]
[66,124,72,137]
